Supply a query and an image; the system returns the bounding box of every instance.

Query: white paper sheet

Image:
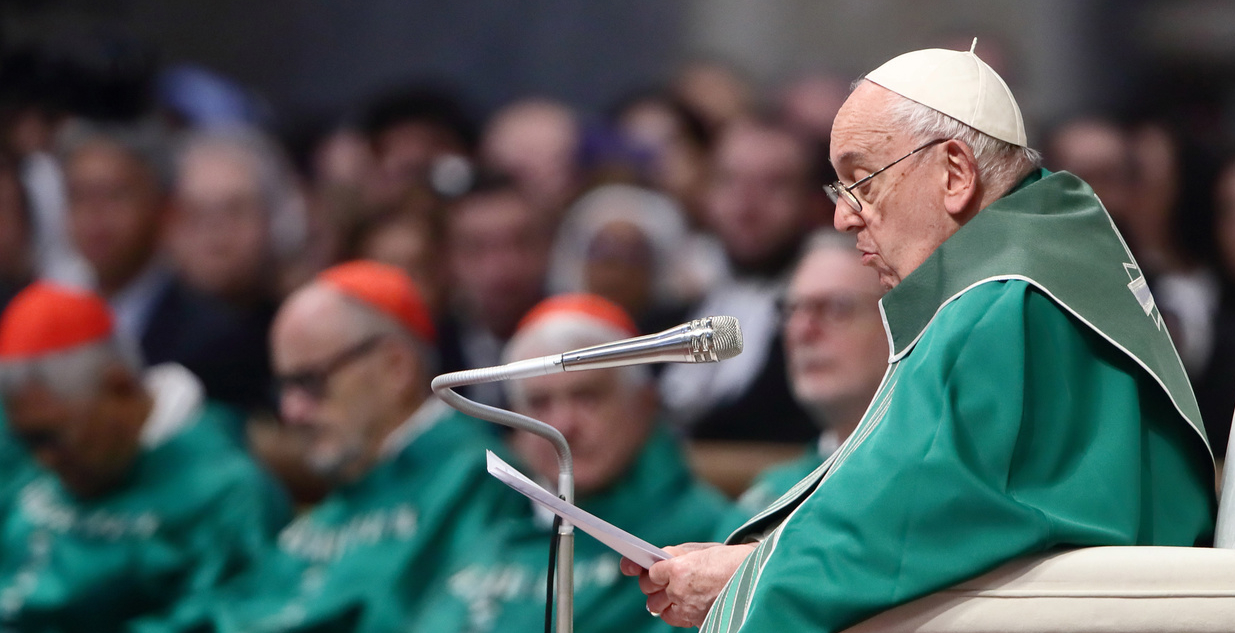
[486,450,672,569]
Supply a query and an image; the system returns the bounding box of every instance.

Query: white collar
[140,363,205,448]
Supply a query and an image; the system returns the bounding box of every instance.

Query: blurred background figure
[1193,155,1235,456]
[359,83,477,207]
[348,204,447,317]
[438,177,552,406]
[414,293,729,633]
[720,231,888,530]
[672,59,753,136]
[146,261,521,633]
[548,183,717,333]
[0,282,289,633]
[659,116,819,443]
[610,89,714,230]
[775,71,845,219]
[776,72,848,147]
[168,127,306,308]
[60,119,272,411]
[0,149,33,312]
[481,98,581,221]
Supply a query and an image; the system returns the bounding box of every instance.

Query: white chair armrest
[842,547,1235,633]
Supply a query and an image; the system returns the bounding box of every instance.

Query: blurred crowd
[0,31,1234,632]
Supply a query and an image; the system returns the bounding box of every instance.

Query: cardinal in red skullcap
[0,282,290,632]
[207,259,524,632]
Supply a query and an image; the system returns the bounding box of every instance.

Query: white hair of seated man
[0,338,142,401]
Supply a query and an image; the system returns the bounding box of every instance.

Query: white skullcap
[865,42,1027,147]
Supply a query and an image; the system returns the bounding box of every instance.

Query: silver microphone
[430,316,743,387]
[560,315,743,371]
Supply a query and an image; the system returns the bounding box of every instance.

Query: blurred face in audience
[271,286,413,483]
[446,191,549,338]
[1048,119,1134,223]
[707,120,812,269]
[170,144,271,302]
[674,61,751,132]
[509,355,655,496]
[619,99,708,221]
[779,73,848,142]
[356,215,443,315]
[3,367,145,499]
[370,122,464,205]
[66,141,166,295]
[1215,161,1235,280]
[583,221,655,317]
[0,166,29,281]
[482,100,579,216]
[783,245,887,431]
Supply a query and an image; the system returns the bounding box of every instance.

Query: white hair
[876,83,1043,196]
[175,126,308,259]
[502,314,649,410]
[0,338,143,402]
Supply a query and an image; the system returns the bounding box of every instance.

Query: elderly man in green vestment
[622,44,1216,632]
[136,260,523,633]
[0,282,290,633]
[412,293,730,633]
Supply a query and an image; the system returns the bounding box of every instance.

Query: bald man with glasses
[624,44,1215,633]
[140,261,522,633]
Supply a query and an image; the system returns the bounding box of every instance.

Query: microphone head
[706,316,743,360]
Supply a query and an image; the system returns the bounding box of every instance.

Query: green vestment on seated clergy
[702,169,1216,633]
[0,398,289,633]
[144,401,524,633]
[409,424,731,633]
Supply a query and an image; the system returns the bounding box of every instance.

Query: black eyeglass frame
[825,138,949,213]
[275,335,384,401]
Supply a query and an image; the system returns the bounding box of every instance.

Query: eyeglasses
[777,293,879,327]
[276,335,383,401]
[825,138,948,213]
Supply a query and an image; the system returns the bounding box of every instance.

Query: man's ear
[941,139,980,219]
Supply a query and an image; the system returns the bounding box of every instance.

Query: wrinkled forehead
[830,82,910,170]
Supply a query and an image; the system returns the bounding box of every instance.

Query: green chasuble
[0,369,291,633]
[411,425,731,633]
[702,170,1216,633]
[148,399,525,633]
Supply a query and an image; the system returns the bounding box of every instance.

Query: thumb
[647,559,673,586]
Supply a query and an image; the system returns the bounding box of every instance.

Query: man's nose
[542,404,582,440]
[280,389,316,426]
[833,201,863,233]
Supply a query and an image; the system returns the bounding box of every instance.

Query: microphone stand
[431,368,574,633]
